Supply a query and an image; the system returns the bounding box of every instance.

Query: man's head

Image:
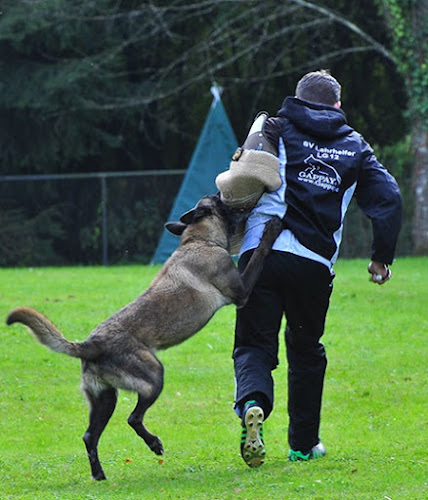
[295,70,341,108]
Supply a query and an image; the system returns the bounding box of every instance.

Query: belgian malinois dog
[6,194,282,481]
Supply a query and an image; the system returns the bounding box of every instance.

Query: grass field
[0,258,426,499]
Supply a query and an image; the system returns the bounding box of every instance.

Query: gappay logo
[298,155,342,192]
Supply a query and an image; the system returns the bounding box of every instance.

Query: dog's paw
[92,471,107,481]
[149,436,164,456]
[261,216,283,247]
[266,215,283,233]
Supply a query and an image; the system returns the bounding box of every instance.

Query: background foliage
[0,0,419,265]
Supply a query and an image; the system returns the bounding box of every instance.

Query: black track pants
[233,250,334,452]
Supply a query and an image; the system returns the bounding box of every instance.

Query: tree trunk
[412,124,428,254]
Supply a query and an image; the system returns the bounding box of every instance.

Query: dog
[6,194,282,481]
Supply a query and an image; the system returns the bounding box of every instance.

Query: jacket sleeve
[264,117,283,155]
[355,138,402,265]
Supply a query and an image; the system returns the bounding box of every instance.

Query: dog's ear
[179,208,196,225]
[165,221,187,236]
[178,195,219,225]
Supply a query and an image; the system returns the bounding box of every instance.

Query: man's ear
[165,221,187,236]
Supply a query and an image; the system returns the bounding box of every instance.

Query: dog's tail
[6,307,100,360]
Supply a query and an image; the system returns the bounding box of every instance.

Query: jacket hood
[278,97,353,140]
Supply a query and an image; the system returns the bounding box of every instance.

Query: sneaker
[288,441,326,461]
[240,401,265,468]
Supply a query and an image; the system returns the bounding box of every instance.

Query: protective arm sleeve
[355,139,402,265]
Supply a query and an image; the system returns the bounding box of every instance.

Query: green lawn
[0,258,426,499]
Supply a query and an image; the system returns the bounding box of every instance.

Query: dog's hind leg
[128,390,164,456]
[116,349,165,455]
[82,386,117,481]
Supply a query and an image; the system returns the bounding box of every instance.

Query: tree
[0,0,407,169]
[0,0,414,264]
[376,0,428,253]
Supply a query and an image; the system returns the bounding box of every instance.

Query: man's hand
[368,261,391,285]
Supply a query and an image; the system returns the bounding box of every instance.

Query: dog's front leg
[238,215,283,301]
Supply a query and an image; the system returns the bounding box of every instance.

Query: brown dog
[6,194,282,481]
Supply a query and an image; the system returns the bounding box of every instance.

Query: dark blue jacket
[264,97,402,264]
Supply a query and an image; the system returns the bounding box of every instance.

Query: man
[233,70,402,467]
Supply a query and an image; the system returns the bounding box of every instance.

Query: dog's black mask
[165,194,235,236]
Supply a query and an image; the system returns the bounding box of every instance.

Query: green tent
[151,86,238,264]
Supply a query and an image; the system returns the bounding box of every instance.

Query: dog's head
[165,193,247,238]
